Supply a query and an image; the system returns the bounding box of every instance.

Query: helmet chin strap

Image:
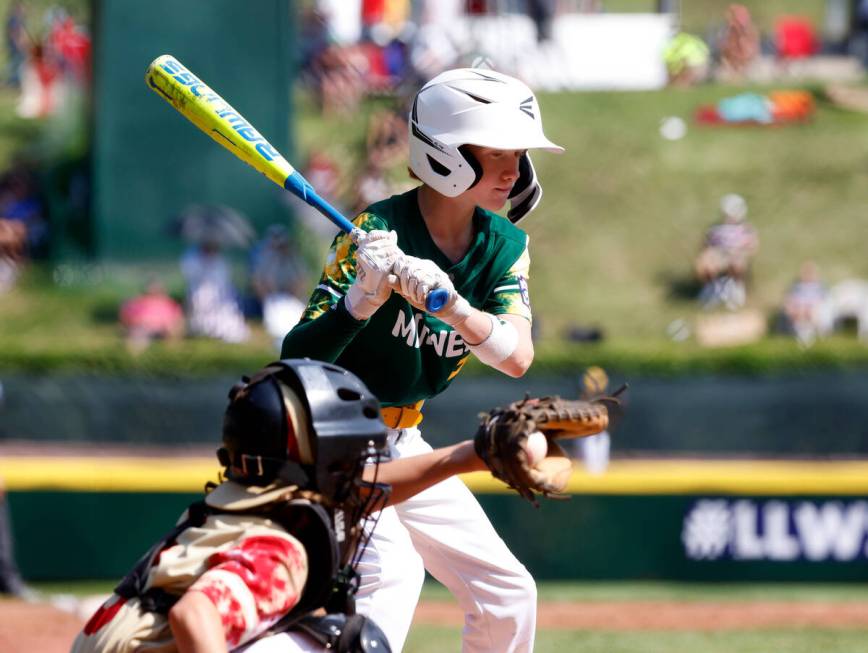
[218,446,313,488]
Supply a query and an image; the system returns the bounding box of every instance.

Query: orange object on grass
[769,90,815,122]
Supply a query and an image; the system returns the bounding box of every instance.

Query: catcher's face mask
[332,440,391,572]
[219,359,392,566]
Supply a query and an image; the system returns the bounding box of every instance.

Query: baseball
[524,431,548,465]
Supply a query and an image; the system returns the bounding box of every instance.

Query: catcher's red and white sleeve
[188,534,308,648]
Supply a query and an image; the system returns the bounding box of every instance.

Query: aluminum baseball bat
[145,54,449,313]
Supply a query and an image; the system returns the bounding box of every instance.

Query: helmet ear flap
[507,153,543,223]
[457,145,483,191]
[408,97,479,197]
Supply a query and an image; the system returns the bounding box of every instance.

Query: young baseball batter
[281,68,563,652]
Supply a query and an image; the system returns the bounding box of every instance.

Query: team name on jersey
[391,310,469,358]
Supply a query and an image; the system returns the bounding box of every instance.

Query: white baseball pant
[355,426,537,652]
[238,631,321,653]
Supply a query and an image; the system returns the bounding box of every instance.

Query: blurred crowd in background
[0,1,88,290]
[1,0,867,353]
[6,0,90,118]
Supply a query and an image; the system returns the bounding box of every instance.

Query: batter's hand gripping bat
[145,54,449,313]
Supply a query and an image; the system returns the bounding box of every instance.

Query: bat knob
[426,288,450,313]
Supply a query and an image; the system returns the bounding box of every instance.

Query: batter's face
[463,145,526,212]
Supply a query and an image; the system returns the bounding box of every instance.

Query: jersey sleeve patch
[484,240,532,321]
[301,212,389,321]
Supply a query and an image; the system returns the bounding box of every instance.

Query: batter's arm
[280,298,367,361]
[449,310,533,378]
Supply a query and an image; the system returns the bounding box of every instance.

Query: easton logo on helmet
[519,97,534,119]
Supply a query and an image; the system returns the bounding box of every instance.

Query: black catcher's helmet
[218,359,388,504]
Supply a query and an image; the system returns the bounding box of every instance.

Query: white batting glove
[391,256,472,327]
[344,230,401,321]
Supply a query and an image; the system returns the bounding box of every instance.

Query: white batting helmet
[408,68,563,222]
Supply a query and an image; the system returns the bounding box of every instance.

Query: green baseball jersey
[281,187,531,406]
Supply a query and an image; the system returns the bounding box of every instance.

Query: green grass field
[29,580,868,653]
[405,627,868,653]
[412,580,868,653]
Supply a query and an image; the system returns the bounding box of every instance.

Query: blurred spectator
[249,225,307,351]
[694,193,759,310]
[4,1,27,88]
[0,165,46,291]
[0,383,26,596]
[0,486,27,597]
[296,150,347,239]
[527,0,557,43]
[780,260,832,346]
[353,157,392,215]
[695,90,815,126]
[775,16,818,61]
[366,107,407,169]
[407,0,463,80]
[0,218,24,292]
[854,0,868,68]
[47,13,90,84]
[662,32,710,87]
[315,0,363,46]
[181,239,249,344]
[717,4,759,80]
[16,41,60,118]
[578,366,611,475]
[309,43,367,115]
[119,278,184,354]
[305,150,343,203]
[561,366,611,475]
[826,279,868,342]
[362,0,410,45]
[0,166,47,256]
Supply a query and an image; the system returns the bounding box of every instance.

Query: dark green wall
[11,491,868,581]
[5,371,868,456]
[91,0,293,260]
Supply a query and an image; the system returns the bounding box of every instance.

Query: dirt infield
[4,597,868,652]
[0,599,85,653]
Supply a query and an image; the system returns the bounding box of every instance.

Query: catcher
[70,359,614,653]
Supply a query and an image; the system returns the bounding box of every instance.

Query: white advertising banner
[459,13,675,91]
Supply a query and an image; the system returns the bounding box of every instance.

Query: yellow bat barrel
[145,54,295,188]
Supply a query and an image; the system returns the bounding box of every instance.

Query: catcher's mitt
[474,394,621,504]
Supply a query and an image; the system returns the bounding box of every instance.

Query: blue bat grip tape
[426,288,449,313]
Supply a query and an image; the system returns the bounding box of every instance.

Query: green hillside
[529,84,868,341]
[3,81,868,375]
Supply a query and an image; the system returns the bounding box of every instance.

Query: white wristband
[469,314,518,366]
